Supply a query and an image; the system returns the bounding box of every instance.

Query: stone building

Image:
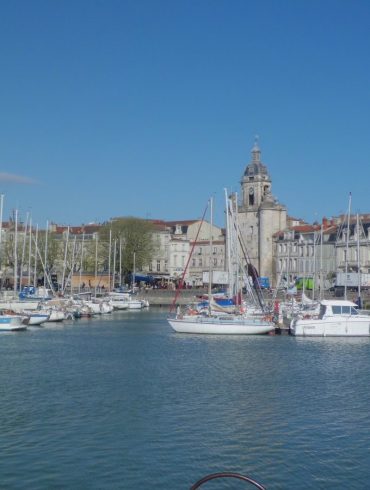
[148,219,225,286]
[335,214,370,274]
[235,139,287,285]
[273,220,337,292]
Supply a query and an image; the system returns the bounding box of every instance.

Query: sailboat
[167,197,275,335]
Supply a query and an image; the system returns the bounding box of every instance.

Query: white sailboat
[167,197,275,335]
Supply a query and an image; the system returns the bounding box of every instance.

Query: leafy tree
[99,217,155,275]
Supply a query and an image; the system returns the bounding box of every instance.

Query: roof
[164,220,199,226]
[321,299,357,306]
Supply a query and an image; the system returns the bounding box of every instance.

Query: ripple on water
[1,311,370,489]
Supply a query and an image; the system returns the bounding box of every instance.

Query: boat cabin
[319,300,359,319]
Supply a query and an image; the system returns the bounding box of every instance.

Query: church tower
[237,138,287,284]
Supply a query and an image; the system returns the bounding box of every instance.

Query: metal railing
[190,472,266,489]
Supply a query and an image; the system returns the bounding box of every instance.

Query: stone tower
[237,138,287,284]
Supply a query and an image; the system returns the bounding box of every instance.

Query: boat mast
[112,238,117,291]
[69,236,77,295]
[356,213,361,306]
[44,220,48,287]
[14,209,18,295]
[208,196,213,315]
[79,232,85,294]
[108,228,112,292]
[0,194,4,285]
[133,250,136,292]
[119,237,122,288]
[19,211,29,291]
[224,189,232,298]
[33,224,38,287]
[319,222,323,300]
[28,217,32,286]
[344,192,352,301]
[235,193,240,304]
[94,234,98,296]
[61,226,70,293]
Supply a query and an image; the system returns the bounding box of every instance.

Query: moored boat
[168,309,274,335]
[0,313,27,331]
[290,299,370,336]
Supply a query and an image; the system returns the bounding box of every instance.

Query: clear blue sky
[1,0,369,228]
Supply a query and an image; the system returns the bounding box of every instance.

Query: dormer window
[175,224,182,235]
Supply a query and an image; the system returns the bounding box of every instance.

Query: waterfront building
[147,220,225,287]
[273,219,337,292]
[335,214,370,274]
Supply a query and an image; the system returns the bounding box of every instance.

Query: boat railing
[190,472,266,489]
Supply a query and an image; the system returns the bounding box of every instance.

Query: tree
[99,217,155,276]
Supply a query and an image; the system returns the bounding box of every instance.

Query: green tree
[99,217,155,276]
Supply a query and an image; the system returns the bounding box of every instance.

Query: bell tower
[237,137,287,285]
[241,136,272,210]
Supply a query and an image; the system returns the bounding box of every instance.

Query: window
[198,259,202,267]
[199,247,202,255]
[332,306,341,315]
[164,260,168,272]
[213,258,217,266]
[213,247,217,254]
[192,259,196,267]
[156,260,161,272]
[341,306,351,315]
[149,262,153,271]
[319,305,326,319]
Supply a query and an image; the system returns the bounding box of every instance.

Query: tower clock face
[249,187,254,195]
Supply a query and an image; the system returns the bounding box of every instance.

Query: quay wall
[136,289,206,306]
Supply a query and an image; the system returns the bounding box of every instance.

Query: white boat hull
[291,317,370,336]
[27,314,50,326]
[0,300,40,312]
[128,300,144,310]
[0,315,27,331]
[110,300,129,310]
[168,316,274,335]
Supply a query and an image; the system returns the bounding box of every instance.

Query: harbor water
[1,309,370,489]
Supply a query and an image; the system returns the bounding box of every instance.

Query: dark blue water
[1,309,370,489]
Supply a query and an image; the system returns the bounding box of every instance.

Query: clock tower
[236,138,287,284]
[241,137,271,209]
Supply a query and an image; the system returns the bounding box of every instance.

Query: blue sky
[1,0,369,228]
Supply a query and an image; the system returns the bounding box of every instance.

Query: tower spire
[252,135,261,163]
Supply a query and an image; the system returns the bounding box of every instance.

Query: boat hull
[291,317,370,336]
[0,315,27,331]
[27,314,50,326]
[168,317,274,335]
